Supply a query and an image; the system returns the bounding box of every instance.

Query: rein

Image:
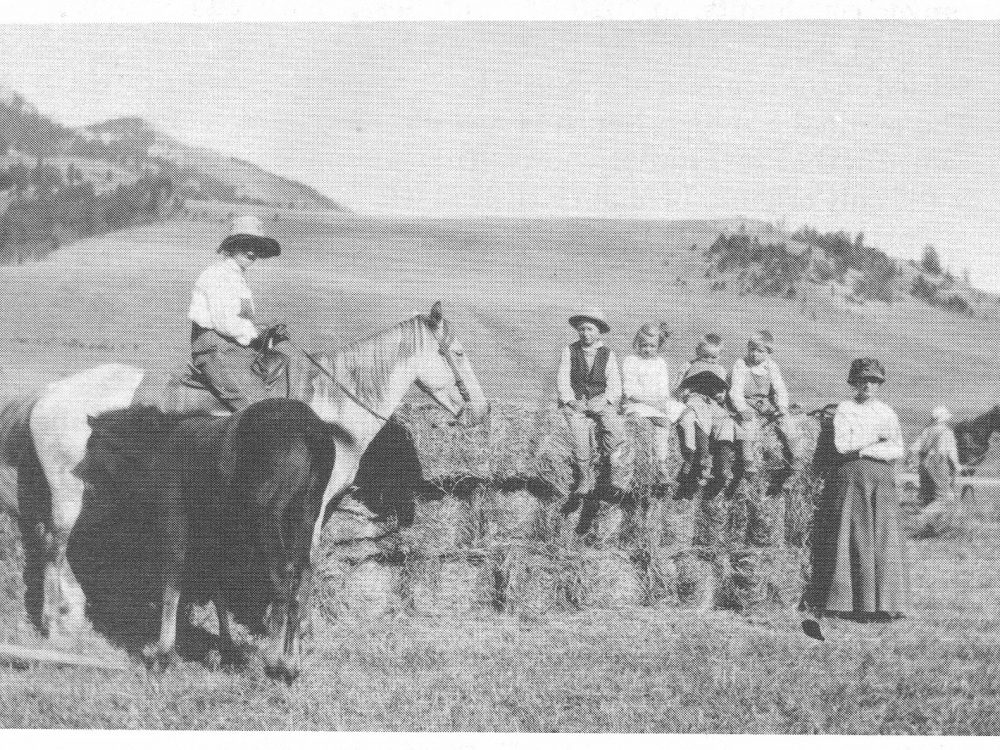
[292,318,473,422]
[296,346,391,422]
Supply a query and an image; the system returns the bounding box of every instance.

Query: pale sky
[2,22,999,287]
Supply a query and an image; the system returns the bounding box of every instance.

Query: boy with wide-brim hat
[188,215,289,411]
[556,309,630,504]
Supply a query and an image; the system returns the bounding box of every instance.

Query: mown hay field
[1,531,999,731]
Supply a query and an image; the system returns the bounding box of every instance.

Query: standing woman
[805,358,910,626]
[188,215,286,411]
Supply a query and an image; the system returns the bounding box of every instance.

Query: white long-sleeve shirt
[833,398,904,461]
[910,424,960,467]
[556,342,621,406]
[729,356,790,414]
[188,257,259,346]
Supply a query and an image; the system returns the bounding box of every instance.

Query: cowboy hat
[568,308,611,334]
[217,215,281,258]
[847,357,885,385]
[680,360,728,395]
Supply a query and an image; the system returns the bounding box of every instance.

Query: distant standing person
[910,405,961,517]
[621,323,685,490]
[556,309,630,501]
[805,358,910,629]
[188,215,287,411]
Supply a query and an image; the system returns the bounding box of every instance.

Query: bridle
[416,319,473,419]
[295,316,473,423]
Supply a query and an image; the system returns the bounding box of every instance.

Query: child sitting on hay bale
[621,323,685,492]
[555,309,631,500]
[675,336,731,501]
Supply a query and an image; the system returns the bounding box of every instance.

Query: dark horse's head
[227,399,342,682]
[953,405,1000,467]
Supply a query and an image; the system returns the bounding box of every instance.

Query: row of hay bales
[312,402,821,621]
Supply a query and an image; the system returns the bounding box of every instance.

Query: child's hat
[569,309,611,334]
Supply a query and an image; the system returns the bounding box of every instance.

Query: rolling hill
[0,211,998,444]
[1,88,348,211]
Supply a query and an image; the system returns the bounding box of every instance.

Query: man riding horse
[188,215,290,411]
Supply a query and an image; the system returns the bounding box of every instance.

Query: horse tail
[231,401,341,562]
[0,396,40,516]
[0,396,37,470]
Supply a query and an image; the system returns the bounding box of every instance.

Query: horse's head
[415,302,489,427]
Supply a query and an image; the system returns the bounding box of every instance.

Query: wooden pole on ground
[0,642,130,671]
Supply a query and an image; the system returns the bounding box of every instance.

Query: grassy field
[1,526,998,732]
[1,214,1000,731]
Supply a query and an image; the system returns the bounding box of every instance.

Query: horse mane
[87,405,206,459]
[312,315,436,406]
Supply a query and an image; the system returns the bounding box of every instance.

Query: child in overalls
[726,330,794,498]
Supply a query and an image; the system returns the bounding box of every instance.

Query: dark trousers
[191,329,282,411]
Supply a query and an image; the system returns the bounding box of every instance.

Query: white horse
[0,302,488,643]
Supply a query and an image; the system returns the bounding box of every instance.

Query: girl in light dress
[621,323,685,487]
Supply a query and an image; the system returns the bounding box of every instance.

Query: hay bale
[320,509,388,546]
[315,559,403,622]
[695,486,730,548]
[576,549,645,609]
[645,545,680,607]
[483,488,545,541]
[392,403,682,500]
[745,483,785,546]
[407,493,475,552]
[499,548,562,617]
[406,554,492,616]
[784,471,822,547]
[717,546,806,612]
[646,489,696,550]
[674,549,716,609]
[392,403,574,494]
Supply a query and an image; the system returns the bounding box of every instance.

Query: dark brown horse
[953,406,1000,468]
[80,398,346,681]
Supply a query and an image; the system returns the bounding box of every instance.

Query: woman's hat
[680,360,728,395]
[847,357,886,385]
[217,215,281,258]
[932,405,953,423]
[569,309,611,334]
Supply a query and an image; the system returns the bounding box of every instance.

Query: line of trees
[1,156,175,264]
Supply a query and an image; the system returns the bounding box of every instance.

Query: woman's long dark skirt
[806,457,910,616]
